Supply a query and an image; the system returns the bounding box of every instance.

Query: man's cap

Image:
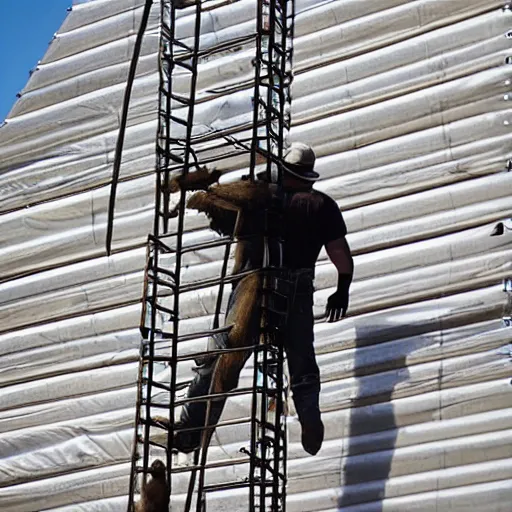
[256,142,320,182]
[282,142,319,181]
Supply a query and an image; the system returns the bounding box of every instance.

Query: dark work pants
[282,271,321,420]
[177,270,320,444]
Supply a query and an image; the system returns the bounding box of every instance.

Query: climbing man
[173,142,353,456]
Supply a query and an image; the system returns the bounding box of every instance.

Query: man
[173,142,353,456]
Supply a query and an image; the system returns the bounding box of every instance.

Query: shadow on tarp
[336,316,419,511]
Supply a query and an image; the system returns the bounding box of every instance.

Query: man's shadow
[336,312,440,510]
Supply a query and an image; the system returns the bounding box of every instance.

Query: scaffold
[124,1,295,510]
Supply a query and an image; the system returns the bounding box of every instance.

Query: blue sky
[0,0,72,122]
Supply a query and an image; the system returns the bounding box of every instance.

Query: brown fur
[134,459,169,512]
[209,272,261,394]
[187,190,240,237]
[164,167,222,220]
[152,416,169,427]
[167,167,221,194]
[151,275,261,448]
[151,180,271,453]
[187,182,271,380]
[189,181,271,449]
[188,181,272,270]
[196,180,271,210]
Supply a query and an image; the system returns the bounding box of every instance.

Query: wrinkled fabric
[0,0,511,511]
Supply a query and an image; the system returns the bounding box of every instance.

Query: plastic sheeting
[0,0,511,511]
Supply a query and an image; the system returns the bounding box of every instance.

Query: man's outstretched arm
[325,237,353,322]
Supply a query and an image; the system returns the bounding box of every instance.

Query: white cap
[283,142,319,181]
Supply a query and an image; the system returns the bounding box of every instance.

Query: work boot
[298,408,324,455]
[292,376,323,455]
[173,422,201,453]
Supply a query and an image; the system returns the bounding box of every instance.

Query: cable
[106,0,154,256]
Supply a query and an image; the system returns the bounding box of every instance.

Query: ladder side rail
[126,240,153,511]
[248,0,266,183]
[126,0,170,504]
[166,0,204,504]
[161,0,174,234]
[255,0,295,508]
[143,243,164,481]
[163,0,180,489]
[248,0,267,507]
[270,2,294,509]
[259,0,281,506]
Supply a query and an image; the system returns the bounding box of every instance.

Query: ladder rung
[153,265,177,278]
[259,435,285,451]
[177,324,231,342]
[170,455,250,474]
[151,303,177,317]
[139,416,168,429]
[256,420,286,439]
[171,385,276,407]
[172,58,195,72]
[164,137,185,147]
[147,275,176,291]
[172,39,193,52]
[170,92,191,105]
[142,379,190,393]
[176,415,253,434]
[148,234,175,253]
[135,465,153,474]
[169,114,189,126]
[158,210,175,219]
[202,480,250,493]
[201,480,274,493]
[142,354,182,363]
[143,415,254,436]
[161,22,172,39]
[140,327,174,340]
[256,461,286,481]
[180,236,231,254]
[176,343,259,362]
[176,33,257,64]
[146,439,168,451]
[178,268,259,293]
[239,448,285,479]
[167,151,185,164]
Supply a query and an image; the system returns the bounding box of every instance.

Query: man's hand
[325,289,349,322]
[325,239,353,322]
[325,273,352,322]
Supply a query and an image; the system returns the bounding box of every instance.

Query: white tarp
[0,0,511,510]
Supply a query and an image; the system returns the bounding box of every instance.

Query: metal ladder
[126,1,295,510]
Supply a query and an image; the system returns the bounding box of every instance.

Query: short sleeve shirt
[282,189,347,270]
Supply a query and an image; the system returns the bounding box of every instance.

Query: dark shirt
[282,189,347,270]
[236,188,346,274]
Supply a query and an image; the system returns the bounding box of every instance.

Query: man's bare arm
[325,237,353,321]
[326,237,353,276]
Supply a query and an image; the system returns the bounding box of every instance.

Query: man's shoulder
[311,189,338,207]
[310,189,332,200]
